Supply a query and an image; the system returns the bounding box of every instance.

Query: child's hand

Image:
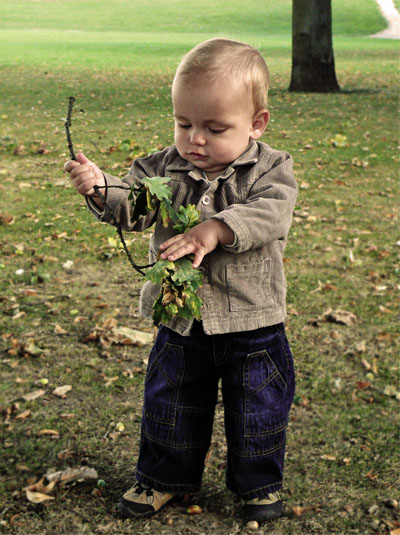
[160,219,234,268]
[64,152,105,199]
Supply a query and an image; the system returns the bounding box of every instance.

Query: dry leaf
[291,504,323,517]
[113,327,154,346]
[0,212,15,225]
[320,454,336,461]
[383,385,400,398]
[22,389,46,402]
[103,375,119,387]
[45,466,98,485]
[38,429,60,439]
[84,316,154,348]
[319,308,357,326]
[74,316,89,323]
[26,489,55,504]
[53,385,72,398]
[26,477,56,494]
[16,410,32,420]
[54,324,68,334]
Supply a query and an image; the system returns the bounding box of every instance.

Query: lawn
[0,1,399,534]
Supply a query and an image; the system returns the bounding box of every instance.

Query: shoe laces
[133,482,153,498]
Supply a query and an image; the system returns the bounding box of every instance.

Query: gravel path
[371,0,400,38]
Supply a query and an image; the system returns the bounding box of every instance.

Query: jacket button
[202,195,210,206]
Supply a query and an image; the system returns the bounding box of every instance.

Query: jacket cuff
[211,213,250,253]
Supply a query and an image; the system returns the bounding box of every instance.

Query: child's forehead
[173,75,250,105]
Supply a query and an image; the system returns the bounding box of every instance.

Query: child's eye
[209,128,226,134]
[178,123,191,129]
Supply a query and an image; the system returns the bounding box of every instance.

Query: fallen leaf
[25,477,56,494]
[0,212,15,225]
[23,289,38,296]
[84,316,154,348]
[320,454,336,461]
[23,339,44,357]
[22,389,46,402]
[102,375,119,387]
[45,466,98,485]
[319,308,357,326]
[16,410,32,420]
[38,429,60,439]
[53,385,72,398]
[291,504,323,516]
[383,385,400,398]
[74,316,89,323]
[62,260,74,270]
[26,489,55,503]
[356,381,372,390]
[113,327,154,346]
[54,324,68,334]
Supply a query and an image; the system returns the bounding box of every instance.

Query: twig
[94,185,155,276]
[65,96,154,277]
[65,96,76,161]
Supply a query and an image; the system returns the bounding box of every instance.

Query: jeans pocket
[144,342,185,426]
[242,349,289,455]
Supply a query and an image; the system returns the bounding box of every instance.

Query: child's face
[172,77,268,179]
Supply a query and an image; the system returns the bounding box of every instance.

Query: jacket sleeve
[86,149,170,232]
[212,151,298,253]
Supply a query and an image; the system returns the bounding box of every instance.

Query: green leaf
[145,259,175,285]
[160,198,178,228]
[171,258,204,289]
[181,290,203,320]
[152,294,166,325]
[142,176,172,203]
[173,204,201,234]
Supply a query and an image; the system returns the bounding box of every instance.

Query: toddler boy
[65,38,297,524]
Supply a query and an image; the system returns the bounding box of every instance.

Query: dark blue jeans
[135,321,295,500]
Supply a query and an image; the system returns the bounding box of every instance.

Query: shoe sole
[118,499,155,518]
[244,501,284,523]
[118,494,179,519]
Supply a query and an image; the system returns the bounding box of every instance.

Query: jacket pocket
[226,259,274,312]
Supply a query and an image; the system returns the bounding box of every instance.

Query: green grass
[0,1,399,534]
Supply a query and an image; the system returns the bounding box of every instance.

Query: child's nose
[190,130,206,145]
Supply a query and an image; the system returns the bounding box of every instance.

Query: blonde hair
[174,38,269,111]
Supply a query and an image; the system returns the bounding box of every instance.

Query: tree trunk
[289,0,340,92]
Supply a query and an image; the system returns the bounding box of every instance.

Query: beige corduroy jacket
[88,141,298,335]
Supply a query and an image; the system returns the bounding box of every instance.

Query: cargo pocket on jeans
[144,342,185,427]
[226,260,274,312]
[242,349,288,456]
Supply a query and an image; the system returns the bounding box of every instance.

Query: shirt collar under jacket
[165,141,260,181]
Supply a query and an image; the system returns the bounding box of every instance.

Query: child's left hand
[160,219,234,268]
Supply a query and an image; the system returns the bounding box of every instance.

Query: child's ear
[250,110,269,139]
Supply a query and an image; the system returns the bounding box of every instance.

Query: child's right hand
[64,152,105,199]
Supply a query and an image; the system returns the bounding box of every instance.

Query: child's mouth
[190,152,207,160]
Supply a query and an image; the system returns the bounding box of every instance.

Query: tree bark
[289,0,340,92]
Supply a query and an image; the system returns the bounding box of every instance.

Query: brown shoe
[242,492,284,523]
[119,482,177,518]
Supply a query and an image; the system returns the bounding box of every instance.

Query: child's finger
[64,160,79,173]
[159,234,182,250]
[76,152,90,165]
[192,250,204,269]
